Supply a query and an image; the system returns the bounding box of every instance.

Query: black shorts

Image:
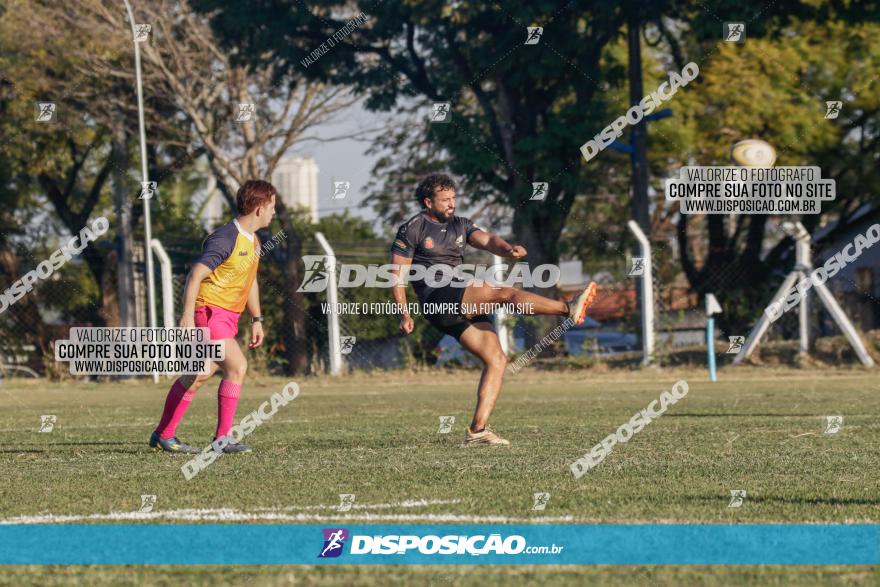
[422,285,493,341]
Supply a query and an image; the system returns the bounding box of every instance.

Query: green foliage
[2,0,879,366]
[193,0,880,273]
[652,18,880,333]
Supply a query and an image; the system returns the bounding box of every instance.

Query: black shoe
[212,436,254,454]
[149,431,201,454]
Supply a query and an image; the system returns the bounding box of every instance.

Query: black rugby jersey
[390,213,484,298]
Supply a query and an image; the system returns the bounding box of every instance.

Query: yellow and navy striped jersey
[195,219,260,313]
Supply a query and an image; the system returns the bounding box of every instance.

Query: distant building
[198,157,320,228]
[199,174,226,228]
[272,157,319,224]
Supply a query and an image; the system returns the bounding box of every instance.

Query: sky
[194,99,398,234]
[290,99,391,227]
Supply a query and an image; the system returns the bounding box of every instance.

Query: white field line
[0,508,578,525]
[3,508,873,526]
[0,418,309,433]
[251,498,461,512]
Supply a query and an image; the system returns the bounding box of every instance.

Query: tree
[0,0,195,329]
[193,0,634,272]
[192,0,875,264]
[111,0,356,374]
[0,81,53,371]
[6,0,359,374]
[656,19,880,333]
[190,0,880,352]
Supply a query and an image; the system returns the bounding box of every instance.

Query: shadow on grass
[667,413,825,418]
[39,441,145,446]
[694,494,880,506]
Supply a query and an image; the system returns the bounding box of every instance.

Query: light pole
[121,1,157,336]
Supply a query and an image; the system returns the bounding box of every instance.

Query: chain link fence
[2,222,875,378]
[0,251,104,378]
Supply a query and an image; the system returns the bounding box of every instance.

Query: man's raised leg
[461,281,597,325]
[461,284,567,316]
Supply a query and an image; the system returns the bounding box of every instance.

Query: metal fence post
[627,220,654,365]
[315,232,341,375]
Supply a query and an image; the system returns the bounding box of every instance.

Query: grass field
[1,366,878,585]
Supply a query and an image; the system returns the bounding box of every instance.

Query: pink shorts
[194,305,241,340]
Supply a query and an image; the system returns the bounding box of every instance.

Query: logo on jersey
[319,528,349,558]
[455,235,464,247]
[423,237,434,249]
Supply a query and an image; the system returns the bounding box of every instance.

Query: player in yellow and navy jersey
[150,180,276,454]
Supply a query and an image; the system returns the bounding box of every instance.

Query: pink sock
[215,380,242,438]
[155,380,196,439]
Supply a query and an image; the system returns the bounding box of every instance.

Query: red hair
[236,180,276,215]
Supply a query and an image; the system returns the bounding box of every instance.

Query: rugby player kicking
[390,174,597,447]
[150,180,276,454]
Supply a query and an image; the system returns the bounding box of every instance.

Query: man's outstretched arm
[468,230,527,259]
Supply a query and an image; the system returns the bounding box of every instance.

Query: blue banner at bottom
[0,524,877,565]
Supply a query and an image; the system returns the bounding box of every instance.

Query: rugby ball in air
[730,139,777,167]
